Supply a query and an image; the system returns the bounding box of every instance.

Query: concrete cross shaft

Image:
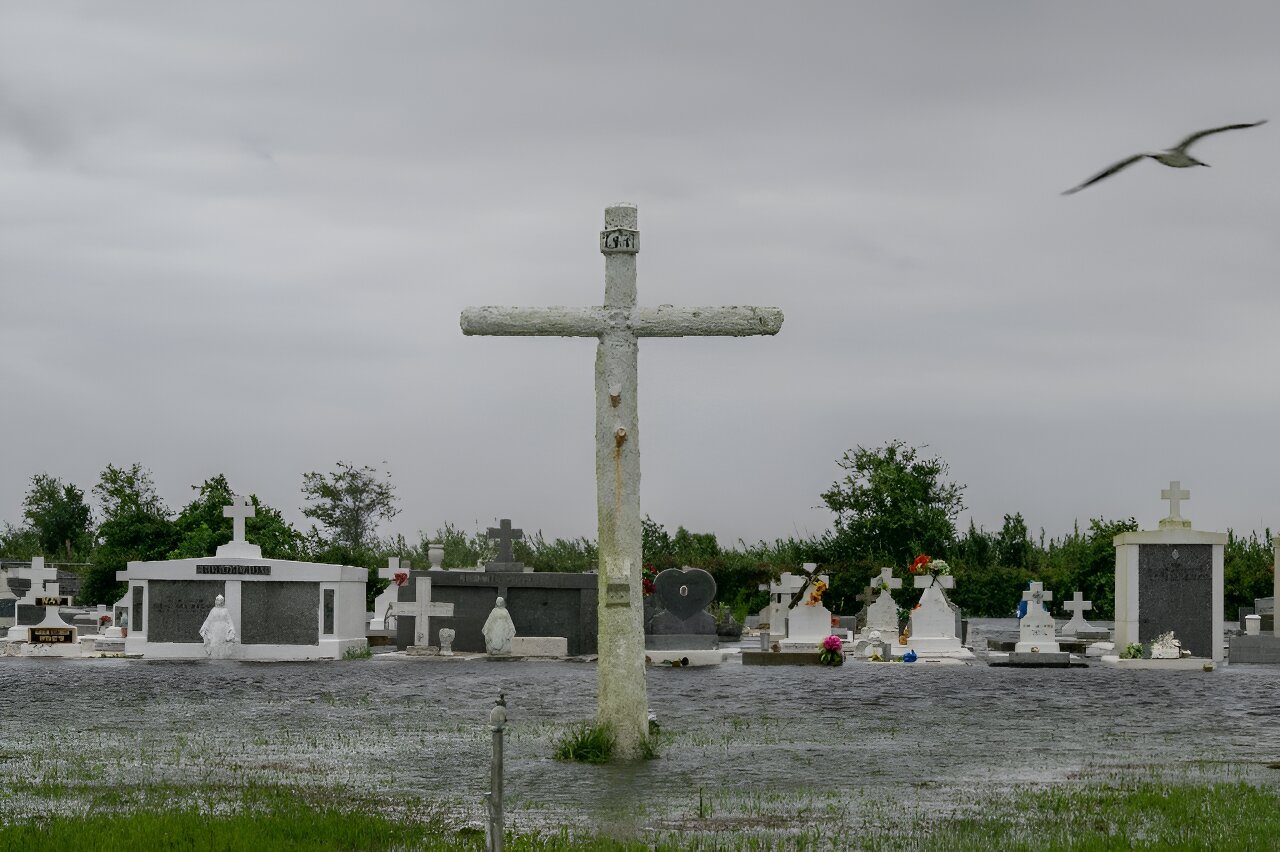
[460,203,783,757]
[389,576,455,647]
[1063,591,1092,618]
[1161,480,1190,519]
[223,497,255,545]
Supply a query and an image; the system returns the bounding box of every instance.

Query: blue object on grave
[1016,600,1028,620]
[902,650,918,663]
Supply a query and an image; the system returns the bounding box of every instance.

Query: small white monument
[759,572,808,641]
[779,565,838,650]
[1060,591,1108,640]
[369,557,409,631]
[482,597,517,655]
[904,563,974,661]
[1014,582,1061,654]
[199,594,239,659]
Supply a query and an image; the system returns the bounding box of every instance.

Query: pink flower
[822,635,843,652]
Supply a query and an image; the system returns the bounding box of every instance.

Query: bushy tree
[21,474,93,560]
[169,474,304,560]
[820,440,965,565]
[82,463,178,605]
[301,462,399,558]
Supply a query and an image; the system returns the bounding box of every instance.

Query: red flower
[393,571,409,587]
[909,554,932,574]
[642,577,656,596]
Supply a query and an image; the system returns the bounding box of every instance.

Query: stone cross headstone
[761,571,811,638]
[1015,581,1059,653]
[216,496,262,558]
[390,576,455,649]
[461,203,783,755]
[485,519,527,573]
[370,557,409,631]
[1059,590,1104,638]
[860,568,903,640]
[1159,480,1192,530]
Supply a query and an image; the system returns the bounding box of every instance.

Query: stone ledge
[510,636,567,657]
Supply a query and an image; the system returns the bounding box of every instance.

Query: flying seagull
[1062,120,1267,195]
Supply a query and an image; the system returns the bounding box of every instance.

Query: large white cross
[389,576,455,647]
[461,203,782,755]
[223,496,255,544]
[1161,480,1190,520]
[1063,591,1092,619]
[871,567,902,593]
[1022,581,1053,609]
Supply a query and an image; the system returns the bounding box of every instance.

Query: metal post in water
[485,692,507,852]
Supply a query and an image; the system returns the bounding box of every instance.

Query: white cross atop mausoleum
[1160,480,1192,529]
[217,496,262,558]
[461,203,783,755]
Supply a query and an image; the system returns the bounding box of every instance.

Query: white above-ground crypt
[116,497,368,660]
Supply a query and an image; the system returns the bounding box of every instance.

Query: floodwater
[4,619,1280,839]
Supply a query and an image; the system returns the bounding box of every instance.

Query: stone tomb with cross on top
[461,203,782,755]
[390,575,455,653]
[1114,481,1226,661]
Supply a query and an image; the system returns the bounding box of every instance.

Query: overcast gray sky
[3,3,1278,553]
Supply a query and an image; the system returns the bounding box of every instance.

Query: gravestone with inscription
[115,496,369,660]
[645,567,718,650]
[1114,482,1225,661]
[1229,537,1280,663]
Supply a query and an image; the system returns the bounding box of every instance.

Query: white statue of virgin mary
[199,594,239,659]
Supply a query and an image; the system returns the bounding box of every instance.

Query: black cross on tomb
[487,519,523,564]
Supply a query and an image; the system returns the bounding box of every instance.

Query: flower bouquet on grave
[805,579,828,607]
[908,554,952,588]
[818,634,844,666]
[641,564,657,596]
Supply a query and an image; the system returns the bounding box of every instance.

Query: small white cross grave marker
[1063,591,1092,620]
[389,576,455,648]
[1160,480,1192,529]
[1022,581,1052,609]
[871,567,902,594]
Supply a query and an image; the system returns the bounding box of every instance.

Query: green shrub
[553,722,616,764]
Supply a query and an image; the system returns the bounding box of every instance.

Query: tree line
[3,442,1274,620]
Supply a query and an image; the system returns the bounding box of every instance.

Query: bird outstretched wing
[1173,120,1268,153]
[1061,154,1147,195]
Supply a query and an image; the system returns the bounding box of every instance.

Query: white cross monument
[389,576,455,650]
[217,496,262,558]
[1159,480,1191,530]
[1060,590,1094,636]
[461,203,783,756]
[871,566,903,596]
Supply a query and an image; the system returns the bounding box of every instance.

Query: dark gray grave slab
[1138,543,1212,657]
[241,582,319,645]
[397,570,597,654]
[1228,634,1280,664]
[132,585,144,633]
[645,567,717,650]
[148,580,225,643]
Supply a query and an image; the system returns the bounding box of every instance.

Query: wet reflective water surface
[4,621,1280,837]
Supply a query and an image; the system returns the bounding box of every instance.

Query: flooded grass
[5,651,1280,847]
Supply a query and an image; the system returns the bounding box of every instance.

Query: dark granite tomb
[1138,543,1212,657]
[241,582,319,646]
[148,580,225,643]
[395,570,597,654]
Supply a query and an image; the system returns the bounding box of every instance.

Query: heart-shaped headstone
[653,567,716,622]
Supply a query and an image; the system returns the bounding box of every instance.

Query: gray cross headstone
[461,203,782,755]
[855,586,877,608]
[485,519,526,572]
[871,567,902,594]
[1022,581,1053,610]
